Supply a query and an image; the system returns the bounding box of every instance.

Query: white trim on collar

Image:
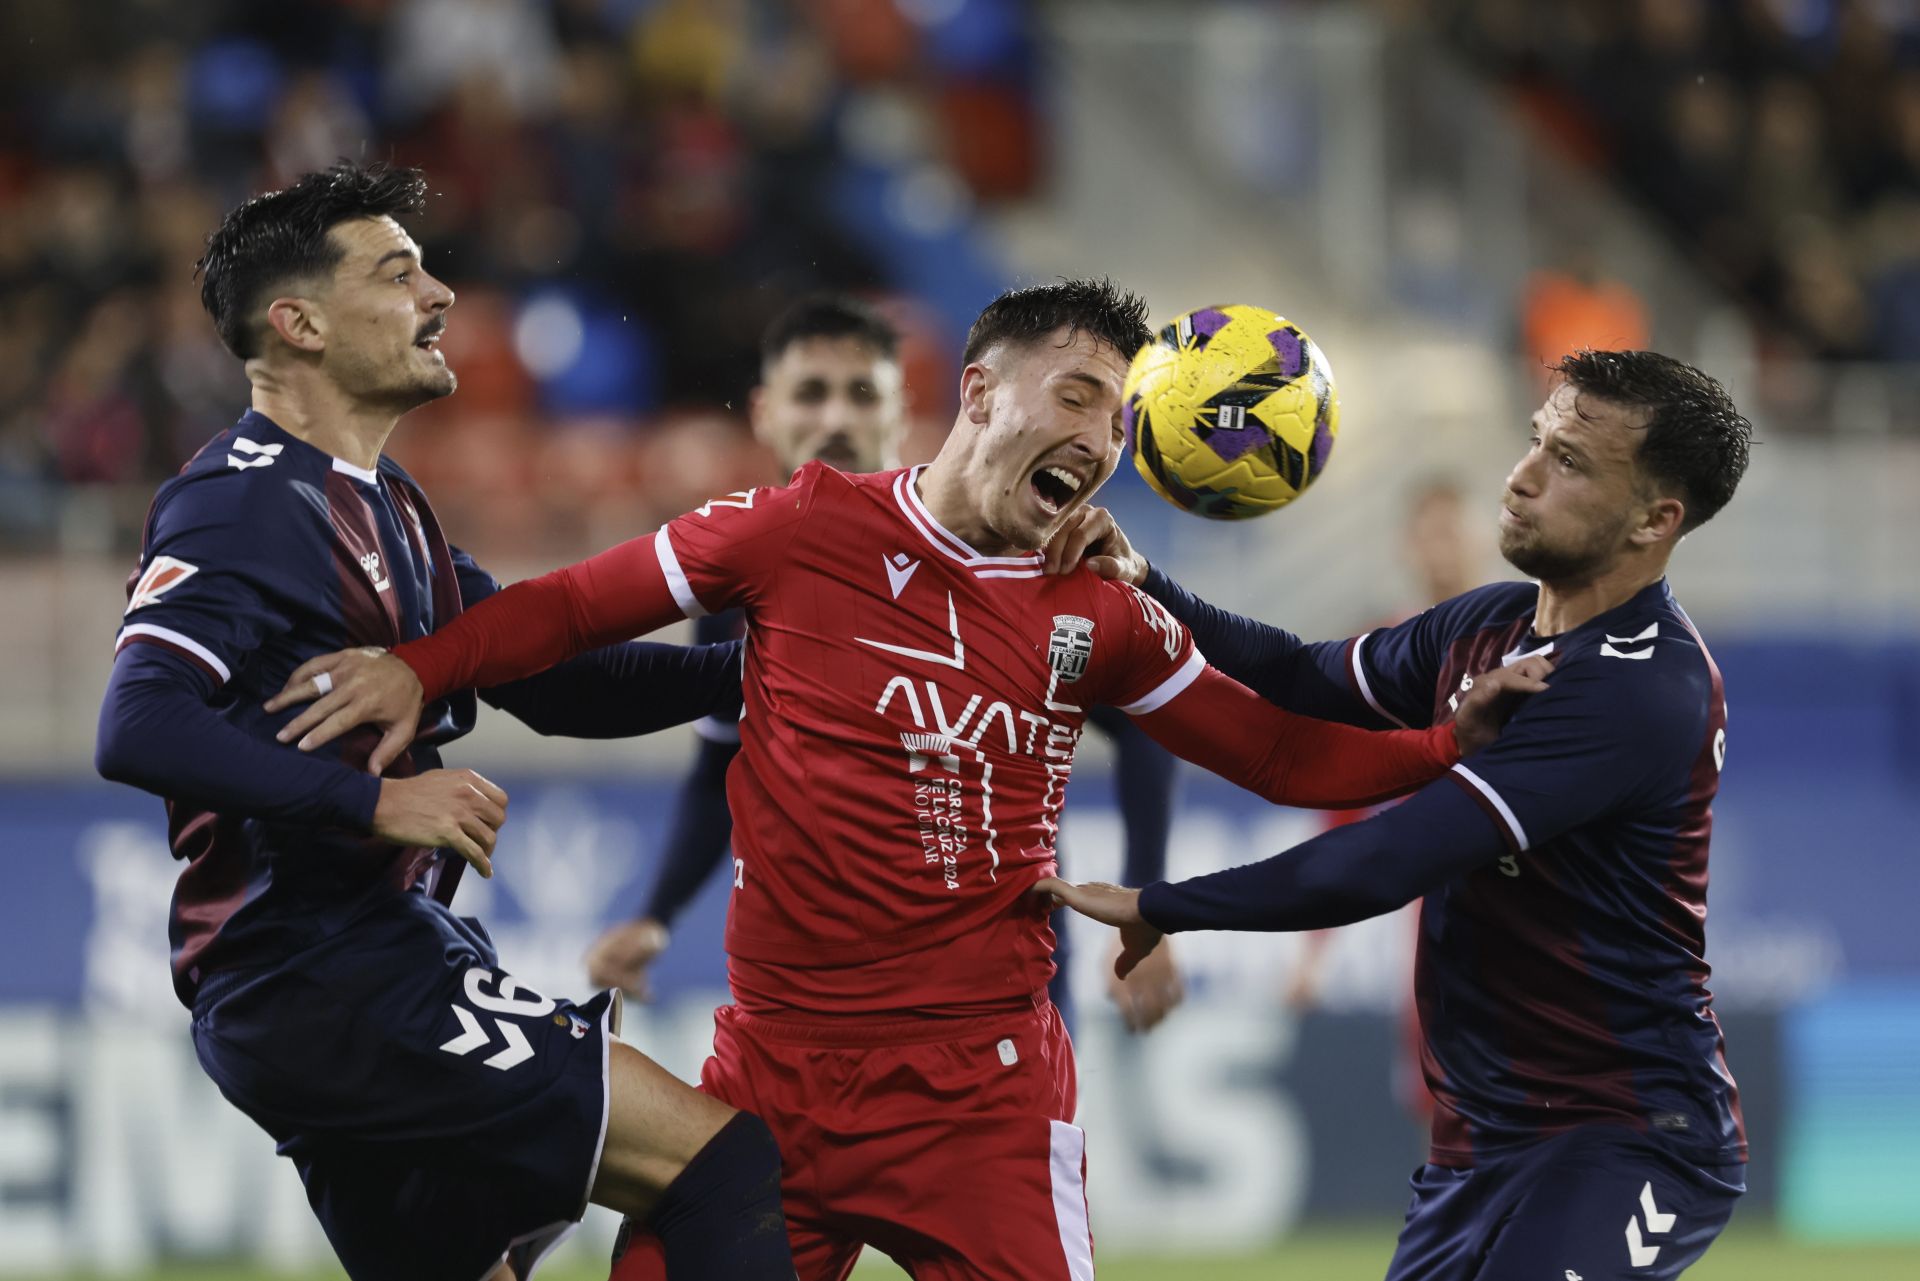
[892,467,1045,578]
[331,456,380,484]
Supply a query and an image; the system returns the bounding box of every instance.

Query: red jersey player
[270,282,1543,1280]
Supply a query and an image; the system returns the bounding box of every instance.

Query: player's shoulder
[1425,580,1540,637]
[149,415,329,545]
[1548,582,1717,723]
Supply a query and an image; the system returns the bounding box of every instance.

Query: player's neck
[915,458,1025,557]
[1532,556,1667,636]
[248,376,397,473]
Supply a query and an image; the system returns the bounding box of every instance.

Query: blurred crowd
[0,0,1037,557]
[1441,0,1920,363]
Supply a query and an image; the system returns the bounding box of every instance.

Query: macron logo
[1601,621,1658,661]
[884,552,921,600]
[226,438,283,471]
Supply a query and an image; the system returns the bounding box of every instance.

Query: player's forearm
[480,639,744,739]
[1139,780,1499,933]
[643,735,739,925]
[1139,665,1456,810]
[97,647,379,829]
[397,534,684,701]
[1140,565,1361,720]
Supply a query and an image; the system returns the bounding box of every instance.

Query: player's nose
[421,271,455,313]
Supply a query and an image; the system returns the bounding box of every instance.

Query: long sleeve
[1139,777,1503,933]
[478,640,744,739]
[97,644,380,829]
[642,733,740,925]
[1133,663,1458,811]
[1139,564,1365,720]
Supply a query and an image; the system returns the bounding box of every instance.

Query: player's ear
[959,361,993,425]
[1632,494,1687,547]
[747,385,771,446]
[264,295,326,355]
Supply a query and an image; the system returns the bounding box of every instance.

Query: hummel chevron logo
[439,1005,535,1071]
[1602,621,1659,661]
[1624,1180,1675,1268]
[858,591,965,670]
[885,552,921,599]
[226,438,283,471]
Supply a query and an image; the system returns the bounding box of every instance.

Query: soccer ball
[1121,304,1340,520]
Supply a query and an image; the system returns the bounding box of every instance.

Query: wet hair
[760,294,900,368]
[196,161,428,360]
[961,278,1151,367]
[1556,349,1754,533]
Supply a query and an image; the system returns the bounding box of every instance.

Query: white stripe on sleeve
[653,526,708,619]
[1451,763,1530,851]
[114,623,233,684]
[1118,647,1205,715]
[1349,632,1411,728]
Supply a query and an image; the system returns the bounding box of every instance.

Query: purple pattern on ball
[1308,415,1334,476]
[1206,422,1270,462]
[1190,308,1232,339]
[1265,327,1305,378]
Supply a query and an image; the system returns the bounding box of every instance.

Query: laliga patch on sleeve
[126,555,199,614]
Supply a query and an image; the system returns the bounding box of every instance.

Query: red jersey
[395,464,1461,1016]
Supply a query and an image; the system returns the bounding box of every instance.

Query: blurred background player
[1045,349,1754,1280]
[266,280,1533,1281]
[583,293,1187,1036]
[96,163,792,1281]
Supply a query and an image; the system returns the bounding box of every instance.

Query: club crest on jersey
[1047,614,1095,684]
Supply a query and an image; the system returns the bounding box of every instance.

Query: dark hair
[760,294,899,367]
[196,162,429,360]
[1555,349,1753,533]
[961,278,1151,367]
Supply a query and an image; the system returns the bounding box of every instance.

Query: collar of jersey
[892,466,1045,579]
[233,410,381,485]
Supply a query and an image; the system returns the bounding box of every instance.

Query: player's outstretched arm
[266,530,691,769]
[1048,506,1362,718]
[1132,657,1550,810]
[99,646,508,877]
[480,639,744,739]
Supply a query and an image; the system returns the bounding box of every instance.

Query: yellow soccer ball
[1122,304,1340,520]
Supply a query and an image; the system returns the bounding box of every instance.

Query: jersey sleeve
[1443,652,1712,855]
[654,463,828,617]
[1091,580,1205,713]
[114,479,298,693]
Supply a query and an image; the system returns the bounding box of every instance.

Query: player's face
[754,337,904,474]
[960,327,1128,552]
[1499,381,1652,581]
[317,216,456,409]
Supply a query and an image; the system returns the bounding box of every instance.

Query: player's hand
[1450,655,1554,755]
[1042,506,1147,584]
[371,769,509,878]
[1036,878,1166,980]
[584,917,672,1002]
[266,648,425,775]
[1106,934,1184,1033]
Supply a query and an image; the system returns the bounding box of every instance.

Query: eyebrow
[373,248,418,271]
[1059,372,1111,394]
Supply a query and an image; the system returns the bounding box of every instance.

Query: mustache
[415,318,446,344]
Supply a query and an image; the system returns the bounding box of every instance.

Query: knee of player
[649,1110,785,1230]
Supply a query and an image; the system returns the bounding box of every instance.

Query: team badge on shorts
[1047,615,1095,683]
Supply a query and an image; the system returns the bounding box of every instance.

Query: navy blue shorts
[1384,1126,1745,1281]
[191,894,615,1281]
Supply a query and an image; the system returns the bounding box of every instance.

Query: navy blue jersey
[115,412,481,1002]
[1139,572,1745,1168]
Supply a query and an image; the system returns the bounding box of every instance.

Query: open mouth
[415,327,444,355]
[1030,464,1084,517]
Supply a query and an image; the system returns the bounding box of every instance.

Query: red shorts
[613,997,1094,1281]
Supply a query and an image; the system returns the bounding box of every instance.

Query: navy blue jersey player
[94,165,795,1281]
[1042,350,1754,1280]
[581,296,1186,1033]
